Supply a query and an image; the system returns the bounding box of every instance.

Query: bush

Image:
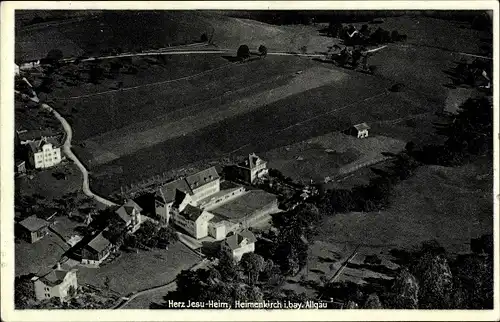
[237,45,250,60]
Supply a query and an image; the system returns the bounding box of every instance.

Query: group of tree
[318,237,493,309]
[327,23,407,46]
[159,248,280,308]
[449,58,492,89]
[236,44,268,61]
[317,148,421,215]
[413,96,493,166]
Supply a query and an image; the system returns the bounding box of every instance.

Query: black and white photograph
[1,1,498,321]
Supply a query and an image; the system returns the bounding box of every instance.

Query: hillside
[15,11,331,62]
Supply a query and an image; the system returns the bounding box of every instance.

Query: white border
[1,1,499,321]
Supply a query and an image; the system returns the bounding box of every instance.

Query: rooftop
[27,137,60,153]
[115,199,142,223]
[180,204,206,222]
[185,167,220,190]
[223,229,256,250]
[238,153,267,169]
[40,268,75,287]
[158,178,193,204]
[18,215,49,232]
[210,190,277,221]
[353,122,370,131]
[86,232,111,253]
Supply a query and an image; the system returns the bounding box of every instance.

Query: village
[10,9,495,313]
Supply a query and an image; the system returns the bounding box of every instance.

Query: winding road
[17,84,117,207]
[40,103,117,207]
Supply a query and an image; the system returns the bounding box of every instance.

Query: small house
[115,199,143,233]
[31,264,78,302]
[15,159,26,176]
[221,229,257,261]
[81,232,112,265]
[348,122,370,139]
[17,215,49,243]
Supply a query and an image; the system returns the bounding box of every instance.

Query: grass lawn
[15,233,70,277]
[263,132,405,185]
[77,242,201,295]
[15,163,82,199]
[318,158,493,255]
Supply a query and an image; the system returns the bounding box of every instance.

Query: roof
[180,204,206,222]
[239,153,267,169]
[18,215,49,232]
[353,122,370,131]
[85,232,111,253]
[159,178,193,204]
[185,167,220,190]
[223,229,256,250]
[40,269,73,287]
[115,199,142,223]
[27,137,60,153]
[17,129,61,142]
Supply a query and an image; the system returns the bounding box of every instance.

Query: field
[76,242,201,295]
[15,233,70,277]
[281,157,493,297]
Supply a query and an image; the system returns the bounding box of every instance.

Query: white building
[351,122,370,139]
[31,264,78,302]
[171,204,214,239]
[28,137,62,169]
[115,199,142,233]
[15,64,20,76]
[221,229,257,261]
[155,167,220,224]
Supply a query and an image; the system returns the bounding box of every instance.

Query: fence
[333,156,395,181]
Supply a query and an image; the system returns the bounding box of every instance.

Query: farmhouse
[17,215,49,243]
[232,153,269,184]
[347,122,370,139]
[81,232,112,265]
[115,199,142,233]
[31,264,78,302]
[27,137,63,169]
[171,204,214,239]
[222,229,257,261]
[155,166,220,224]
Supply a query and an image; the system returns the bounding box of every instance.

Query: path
[40,103,117,207]
[16,83,117,208]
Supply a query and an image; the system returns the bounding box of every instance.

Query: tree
[258,45,268,58]
[200,33,208,42]
[15,276,35,309]
[217,248,238,281]
[391,30,400,42]
[156,226,178,247]
[363,293,383,309]
[237,45,250,61]
[240,253,265,284]
[102,220,127,248]
[415,253,454,309]
[45,49,64,65]
[390,268,419,309]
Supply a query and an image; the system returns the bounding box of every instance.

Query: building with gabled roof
[232,153,268,184]
[222,229,257,261]
[31,264,78,302]
[81,232,112,265]
[171,204,214,239]
[347,122,370,138]
[27,136,62,169]
[17,215,49,243]
[115,199,142,233]
[155,167,220,225]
